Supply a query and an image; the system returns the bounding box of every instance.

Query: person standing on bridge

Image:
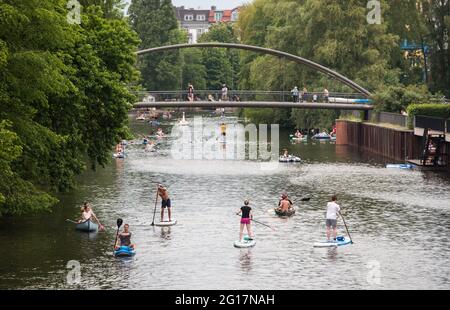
[302,87,308,102]
[187,83,194,102]
[291,86,299,102]
[323,88,329,103]
[221,84,228,101]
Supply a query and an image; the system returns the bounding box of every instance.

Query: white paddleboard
[313,236,352,248]
[154,219,177,227]
[234,236,256,248]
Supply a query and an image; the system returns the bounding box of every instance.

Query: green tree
[0,0,139,215]
[181,49,207,91]
[420,0,450,96]
[198,23,240,90]
[129,0,187,90]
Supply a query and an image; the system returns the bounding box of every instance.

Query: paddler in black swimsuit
[115,224,135,250]
[236,200,254,242]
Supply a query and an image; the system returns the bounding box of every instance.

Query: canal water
[0,113,449,290]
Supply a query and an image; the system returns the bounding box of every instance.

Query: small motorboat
[75,219,98,232]
[178,112,189,126]
[312,133,332,140]
[290,134,308,142]
[279,155,301,163]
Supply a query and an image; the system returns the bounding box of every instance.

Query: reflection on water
[0,114,449,290]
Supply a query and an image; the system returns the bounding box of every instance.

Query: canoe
[114,246,136,257]
[274,208,296,217]
[154,219,177,227]
[279,155,301,163]
[234,235,256,248]
[75,219,98,232]
[313,236,352,248]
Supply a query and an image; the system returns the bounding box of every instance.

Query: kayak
[386,164,414,169]
[313,236,352,248]
[114,246,136,257]
[75,219,98,232]
[274,208,296,217]
[154,219,177,227]
[234,235,256,248]
[279,155,301,163]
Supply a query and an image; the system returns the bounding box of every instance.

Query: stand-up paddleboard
[154,219,177,227]
[313,236,352,248]
[386,164,414,169]
[234,235,256,248]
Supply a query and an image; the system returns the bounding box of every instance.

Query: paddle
[150,186,159,226]
[113,218,123,251]
[66,219,78,224]
[339,212,353,244]
[251,218,277,231]
[235,214,276,231]
[91,213,105,232]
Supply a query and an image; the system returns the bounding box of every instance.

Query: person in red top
[236,200,254,242]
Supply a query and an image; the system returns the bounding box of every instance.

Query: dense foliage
[407,104,450,120]
[0,0,139,215]
[129,0,186,90]
[235,0,448,129]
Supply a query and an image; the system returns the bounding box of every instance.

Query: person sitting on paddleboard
[282,149,289,158]
[236,200,254,242]
[115,224,135,250]
[157,184,172,222]
[277,193,293,213]
[79,201,104,231]
[295,130,302,138]
[326,195,340,241]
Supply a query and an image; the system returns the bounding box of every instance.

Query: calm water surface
[0,113,449,290]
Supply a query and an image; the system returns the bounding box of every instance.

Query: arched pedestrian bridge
[134,43,374,111]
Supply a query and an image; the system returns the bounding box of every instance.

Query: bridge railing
[415,115,446,132]
[132,90,369,104]
[368,111,408,128]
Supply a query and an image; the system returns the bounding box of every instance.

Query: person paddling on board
[79,201,105,231]
[326,195,341,242]
[236,200,254,242]
[115,223,135,250]
[220,122,227,137]
[157,184,172,222]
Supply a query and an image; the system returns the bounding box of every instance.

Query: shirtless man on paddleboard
[157,184,172,222]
